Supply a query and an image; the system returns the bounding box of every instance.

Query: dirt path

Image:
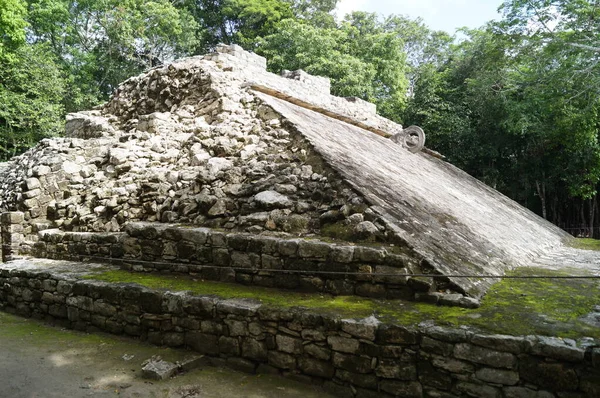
[0,312,332,398]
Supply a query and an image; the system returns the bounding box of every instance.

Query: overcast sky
[335,0,505,33]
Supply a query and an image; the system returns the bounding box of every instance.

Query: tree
[0,0,28,60]
[27,0,200,110]
[182,0,293,52]
[0,43,65,159]
[499,0,600,99]
[256,12,409,121]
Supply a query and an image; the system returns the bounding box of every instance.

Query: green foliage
[0,0,28,60]
[0,43,65,159]
[256,13,409,120]
[27,0,200,110]
[183,0,293,51]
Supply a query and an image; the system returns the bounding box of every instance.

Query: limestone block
[142,359,178,380]
[1,212,24,224]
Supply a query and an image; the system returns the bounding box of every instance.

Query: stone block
[276,334,303,354]
[375,359,417,380]
[329,246,354,263]
[377,324,419,345]
[353,246,386,263]
[277,239,298,257]
[217,298,261,316]
[332,352,372,374]
[268,351,296,370]
[328,336,360,354]
[142,359,178,380]
[242,338,267,361]
[298,240,331,259]
[519,356,578,391]
[218,336,240,355]
[531,336,585,362]
[456,382,501,398]
[421,336,454,356]
[476,367,519,385]
[471,334,526,354]
[185,332,219,355]
[431,355,475,374]
[224,319,247,337]
[298,357,335,378]
[1,212,24,224]
[304,343,331,360]
[454,343,517,369]
[341,316,380,341]
[379,380,423,398]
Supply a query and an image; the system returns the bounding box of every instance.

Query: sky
[335,0,505,33]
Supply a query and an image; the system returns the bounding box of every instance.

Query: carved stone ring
[391,125,426,153]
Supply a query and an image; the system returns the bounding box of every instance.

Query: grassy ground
[571,238,600,251]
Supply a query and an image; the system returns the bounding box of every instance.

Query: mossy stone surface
[85,265,600,339]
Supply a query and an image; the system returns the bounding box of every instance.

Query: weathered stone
[475,367,519,385]
[276,334,303,354]
[185,332,219,355]
[218,336,240,355]
[421,336,454,356]
[298,240,330,258]
[328,336,360,354]
[431,355,475,374]
[502,387,554,398]
[142,359,178,380]
[471,334,526,354]
[298,357,335,378]
[375,359,417,380]
[254,191,292,209]
[377,324,419,344]
[519,356,579,391]
[304,344,331,360]
[268,351,296,370]
[341,316,380,341]
[332,352,372,374]
[380,380,423,398]
[453,343,516,369]
[531,336,585,362]
[456,382,501,398]
[242,338,267,361]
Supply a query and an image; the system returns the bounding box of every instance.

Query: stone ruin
[0,44,571,304]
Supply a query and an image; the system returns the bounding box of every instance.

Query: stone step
[30,223,482,307]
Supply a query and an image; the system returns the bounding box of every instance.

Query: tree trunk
[535,180,547,219]
[590,196,597,238]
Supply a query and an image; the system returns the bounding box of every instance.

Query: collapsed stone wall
[0,45,397,247]
[1,263,599,398]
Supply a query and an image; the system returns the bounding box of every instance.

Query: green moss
[570,238,600,251]
[83,266,600,338]
[85,270,375,318]
[321,223,355,242]
[0,311,106,345]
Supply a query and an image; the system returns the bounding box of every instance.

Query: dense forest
[1,0,599,236]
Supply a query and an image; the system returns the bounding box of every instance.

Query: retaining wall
[1,264,599,398]
[30,222,479,307]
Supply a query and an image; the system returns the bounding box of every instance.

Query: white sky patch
[335,0,503,33]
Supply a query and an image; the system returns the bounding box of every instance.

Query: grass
[84,266,600,339]
[571,238,600,251]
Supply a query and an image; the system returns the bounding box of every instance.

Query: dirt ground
[0,311,332,398]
